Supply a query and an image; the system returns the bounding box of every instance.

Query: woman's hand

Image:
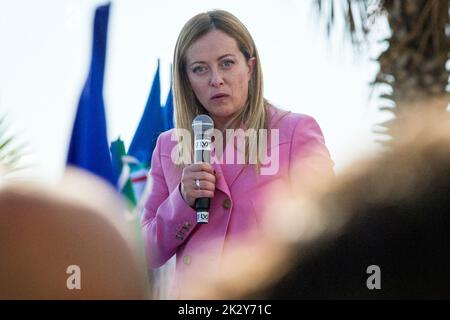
[180,163,216,207]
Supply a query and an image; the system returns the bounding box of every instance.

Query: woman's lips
[211,94,229,101]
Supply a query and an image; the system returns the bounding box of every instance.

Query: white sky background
[0,0,389,182]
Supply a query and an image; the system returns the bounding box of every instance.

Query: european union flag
[67,3,115,186]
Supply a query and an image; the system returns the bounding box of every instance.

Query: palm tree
[314,0,450,146]
[0,114,28,177]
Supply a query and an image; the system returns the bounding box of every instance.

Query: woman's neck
[212,117,227,132]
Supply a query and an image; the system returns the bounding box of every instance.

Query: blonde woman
[141,9,334,298]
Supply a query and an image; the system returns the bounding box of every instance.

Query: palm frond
[0,114,29,174]
[314,0,380,48]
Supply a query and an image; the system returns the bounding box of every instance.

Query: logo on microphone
[197,211,209,224]
[195,139,211,151]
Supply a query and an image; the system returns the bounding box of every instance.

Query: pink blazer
[141,106,334,297]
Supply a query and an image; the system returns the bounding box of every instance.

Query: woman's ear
[247,57,256,80]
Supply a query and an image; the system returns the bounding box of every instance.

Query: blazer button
[182,222,192,230]
[222,198,231,209]
[183,255,192,266]
[176,232,184,241]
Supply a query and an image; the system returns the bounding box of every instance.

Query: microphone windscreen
[192,114,214,136]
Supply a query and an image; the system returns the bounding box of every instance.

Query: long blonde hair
[172,9,269,167]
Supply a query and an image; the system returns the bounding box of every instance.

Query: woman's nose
[209,69,224,87]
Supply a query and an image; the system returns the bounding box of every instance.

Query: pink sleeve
[141,135,197,268]
[289,115,335,191]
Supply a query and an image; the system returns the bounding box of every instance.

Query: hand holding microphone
[180,163,215,207]
[180,115,215,223]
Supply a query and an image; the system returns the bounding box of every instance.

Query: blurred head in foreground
[185,110,450,299]
[0,168,149,299]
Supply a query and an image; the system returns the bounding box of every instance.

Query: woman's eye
[221,60,234,68]
[192,66,207,74]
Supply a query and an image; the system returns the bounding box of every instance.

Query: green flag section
[110,138,137,208]
[110,137,153,212]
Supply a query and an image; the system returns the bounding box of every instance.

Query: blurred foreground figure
[0,168,149,299]
[188,110,450,299]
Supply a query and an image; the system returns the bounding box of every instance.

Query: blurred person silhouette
[0,168,149,299]
[141,9,334,298]
[186,109,450,299]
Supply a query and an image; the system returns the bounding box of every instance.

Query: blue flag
[163,85,174,131]
[128,60,164,166]
[67,3,115,186]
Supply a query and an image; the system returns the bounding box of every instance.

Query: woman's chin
[209,113,237,126]
[207,107,241,121]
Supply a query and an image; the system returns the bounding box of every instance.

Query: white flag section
[152,256,176,299]
[130,168,148,201]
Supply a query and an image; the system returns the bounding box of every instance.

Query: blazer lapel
[217,132,246,189]
[211,144,231,197]
[211,161,231,197]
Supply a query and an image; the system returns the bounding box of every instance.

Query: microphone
[192,114,214,224]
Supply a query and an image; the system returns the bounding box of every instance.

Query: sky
[0,0,390,182]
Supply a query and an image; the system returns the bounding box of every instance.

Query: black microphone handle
[195,197,210,211]
[195,197,210,224]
